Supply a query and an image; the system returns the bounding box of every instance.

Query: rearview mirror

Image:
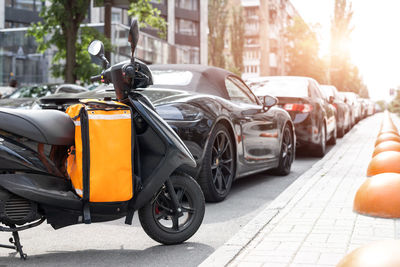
[88,40,104,57]
[128,19,139,55]
[88,40,109,69]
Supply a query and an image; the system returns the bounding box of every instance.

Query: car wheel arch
[204,117,238,176]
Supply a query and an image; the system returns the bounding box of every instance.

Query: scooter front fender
[129,97,196,210]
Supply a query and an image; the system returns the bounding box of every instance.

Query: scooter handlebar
[90,74,102,83]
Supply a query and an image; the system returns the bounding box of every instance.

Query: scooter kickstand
[9,227,27,260]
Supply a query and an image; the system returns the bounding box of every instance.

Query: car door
[225,76,280,167]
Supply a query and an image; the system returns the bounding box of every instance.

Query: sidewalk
[200,113,398,267]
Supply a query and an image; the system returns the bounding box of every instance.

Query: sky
[290,0,400,101]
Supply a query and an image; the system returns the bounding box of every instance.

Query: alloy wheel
[211,131,234,195]
[281,127,294,171]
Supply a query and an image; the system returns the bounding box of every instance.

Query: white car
[0,86,16,98]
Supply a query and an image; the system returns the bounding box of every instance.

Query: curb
[199,124,358,267]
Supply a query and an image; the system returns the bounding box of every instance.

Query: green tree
[208,0,228,68]
[29,0,88,83]
[285,16,327,83]
[28,0,166,83]
[127,0,167,39]
[229,6,244,75]
[330,0,367,95]
[330,0,368,95]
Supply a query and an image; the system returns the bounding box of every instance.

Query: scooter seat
[0,108,74,145]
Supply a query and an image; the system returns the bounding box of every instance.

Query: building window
[176,0,198,11]
[5,21,30,28]
[150,0,165,4]
[175,19,198,36]
[5,0,43,12]
[112,12,121,22]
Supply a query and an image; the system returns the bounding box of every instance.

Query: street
[0,144,336,266]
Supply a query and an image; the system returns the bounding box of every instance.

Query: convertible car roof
[149,64,234,99]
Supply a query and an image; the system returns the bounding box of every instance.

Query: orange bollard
[354,173,400,218]
[372,141,400,157]
[367,151,400,176]
[380,113,398,133]
[378,128,399,136]
[375,133,400,147]
[337,240,400,267]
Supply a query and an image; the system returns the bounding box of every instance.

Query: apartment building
[241,0,298,79]
[0,0,208,84]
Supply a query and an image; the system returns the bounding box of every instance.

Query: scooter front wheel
[138,174,205,245]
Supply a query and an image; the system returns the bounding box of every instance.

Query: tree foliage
[330,0,367,96]
[28,0,112,83]
[28,0,165,83]
[285,16,327,83]
[208,0,228,68]
[229,6,245,75]
[127,0,167,39]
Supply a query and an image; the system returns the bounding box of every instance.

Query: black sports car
[39,64,295,202]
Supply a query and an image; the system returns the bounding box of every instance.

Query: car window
[229,76,258,104]
[225,77,257,104]
[309,81,324,100]
[252,79,309,97]
[9,86,54,99]
[152,70,194,86]
[320,86,334,98]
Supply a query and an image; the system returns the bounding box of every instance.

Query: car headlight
[155,103,203,122]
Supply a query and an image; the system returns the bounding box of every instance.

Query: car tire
[327,125,337,145]
[313,124,326,157]
[271,124,294,176]
[198,124,235,202]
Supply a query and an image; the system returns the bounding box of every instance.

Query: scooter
[0,19,205,259]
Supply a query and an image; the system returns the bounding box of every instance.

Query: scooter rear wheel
[138,174,205,245]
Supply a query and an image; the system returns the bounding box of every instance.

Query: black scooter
[0,20,205,259]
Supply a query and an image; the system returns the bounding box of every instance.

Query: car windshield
[320,86,334,97]
[252,79,309,97]
[152,70,194,86]
[8,85,55,99]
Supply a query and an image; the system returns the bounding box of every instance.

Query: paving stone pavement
[200,113,400,267]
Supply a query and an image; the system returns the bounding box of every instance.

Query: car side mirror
[263,95,278,109]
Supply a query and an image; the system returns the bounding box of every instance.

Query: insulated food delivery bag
[66,99,134,203]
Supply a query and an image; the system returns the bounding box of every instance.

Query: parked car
[337,92,355,127]
[320,85,351,137]
[0,86,17,99]
[40,64,296,202]
[365,99,375,116]
[341,92,362,123]
[247,76,336,157]
[0,84,87,109]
